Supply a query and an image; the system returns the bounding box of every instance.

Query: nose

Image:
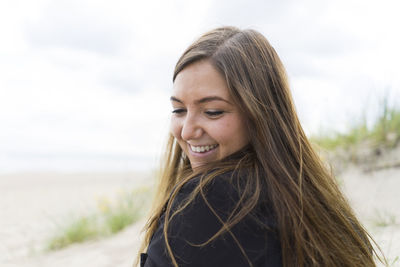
[181,113,203,141]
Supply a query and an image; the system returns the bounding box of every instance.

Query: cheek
[214,117,248,146]
[210,120,237,143]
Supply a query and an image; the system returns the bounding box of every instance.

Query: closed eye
[172,108,186,114]
[205,110,224,117]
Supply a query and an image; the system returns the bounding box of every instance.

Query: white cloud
[24,0,133,55]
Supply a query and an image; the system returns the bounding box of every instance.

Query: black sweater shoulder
[142,171,282,267]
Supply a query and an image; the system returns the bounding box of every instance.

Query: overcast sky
[0,0,399,173]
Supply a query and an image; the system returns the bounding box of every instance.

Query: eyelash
[172,109,185,114]
[171,109,224,117]
[205,110,224,117]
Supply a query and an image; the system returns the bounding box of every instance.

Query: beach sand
[341,166,400,266]
[1,158,399,267]
[0,171,153,266]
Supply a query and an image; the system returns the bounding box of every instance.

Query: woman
[138,26,383,266]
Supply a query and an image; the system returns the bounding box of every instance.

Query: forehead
[172,60,231,101]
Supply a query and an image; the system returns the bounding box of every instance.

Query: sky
[0,0,399,173]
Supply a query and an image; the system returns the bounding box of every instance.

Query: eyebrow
[170,96,232,105]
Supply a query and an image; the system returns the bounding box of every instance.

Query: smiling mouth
[189,144,218,153]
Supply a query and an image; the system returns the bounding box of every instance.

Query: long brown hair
[139,26,385,266]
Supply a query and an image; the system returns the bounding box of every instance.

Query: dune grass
[371,210,397,228]
[47,186,151,250]
[48,215,101,250]
[311,100,400,151]
[388,256,399,267]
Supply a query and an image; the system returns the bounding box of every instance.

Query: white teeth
[190,144,217,153]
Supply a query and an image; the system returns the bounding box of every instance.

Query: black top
[141,170,282,267]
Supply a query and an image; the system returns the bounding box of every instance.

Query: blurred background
[1,0,399,266]
[1,0,399,173]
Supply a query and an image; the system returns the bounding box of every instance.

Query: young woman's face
[170,60,250,169]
